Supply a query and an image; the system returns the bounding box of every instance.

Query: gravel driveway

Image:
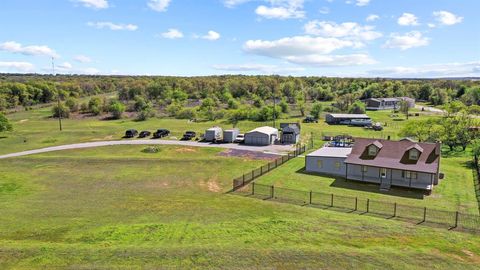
[0,140,295,159]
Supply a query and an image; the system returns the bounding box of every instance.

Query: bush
[65,97,79,112]
[0,113,12,132]
[52,103,70,118]
[88,97,102,115]
[136,108,155,121]
[108,100,125,119]
[279,99,289,113]
[348,101,366,114]
[142,146,161,153]
[310,102,323,119]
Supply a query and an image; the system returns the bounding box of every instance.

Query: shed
[244,126,279,146]
[325,114,371,125]
[204,127,223,142]
[280,123,301,144]
[305,147,352,177]
[223,128,240,143]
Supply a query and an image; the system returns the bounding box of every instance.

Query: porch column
[345,163,348,181]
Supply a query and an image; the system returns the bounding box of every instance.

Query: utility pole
[52,57,62,131]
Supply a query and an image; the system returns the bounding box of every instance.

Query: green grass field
[0,146,479,269]
[1,105,480,268]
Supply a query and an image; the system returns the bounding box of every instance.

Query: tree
[310,102,323,119]
[399,100,410,119]
[108,100,125,119]
[348,100,366,114]
[52,103,70,118]
[279,99,289,114]
[88,97,102,115]
[0,113,12,132]
[65,97,79,112]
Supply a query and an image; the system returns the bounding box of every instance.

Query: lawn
[254,153,479,214]
[0,145,479,269]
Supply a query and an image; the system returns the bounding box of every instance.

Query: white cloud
[368,61,480,78]
[224,0,305,19]
[0,41,59,58]
[383,31,429,50]
[0,61,35,72]
[147,0,171,12]
[243,35,376,67]
[366,14,379,22]
[304,21,382,43]
[58,62,73,69]
[397,13,419,26]
[202,31,221,41]
[161,28,184,39]
[87,22,138,31]
[355,0,370,7]
[427,23,436,28]
[319,7,330,14]
[74,55,92,63]
[212,63,304,74]
[244,36,356,57]
[284,54,376,66]
[74,0,109,9]
[79,67,100,74]
[433,11,463,26]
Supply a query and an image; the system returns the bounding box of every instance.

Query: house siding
[305,156,347,177]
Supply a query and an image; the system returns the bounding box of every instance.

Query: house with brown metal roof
[306,138,441,192]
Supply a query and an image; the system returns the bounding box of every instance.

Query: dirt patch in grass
[18,119,29,123]
[175,147,198,153]
[218,149,278,160]
[207,179,222,193]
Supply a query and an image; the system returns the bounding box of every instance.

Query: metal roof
[307,147,352,158]
[248,126,278,135]
[327,114,370,119]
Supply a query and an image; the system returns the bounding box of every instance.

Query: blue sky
[0,0,479,77]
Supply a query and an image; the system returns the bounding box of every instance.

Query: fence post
[271,185,275,199]
[454,211,459,228]
[355,197,358,211]
[422,207,427,223]
[393,203,397,217]
[260,166,263,175]
[366,199,370,213]
[309,191,312,204]
[251,170,254,180]
[330,194,334,207]
[243,174,245,183]
[252,182,255,195]
[275,159,278,167]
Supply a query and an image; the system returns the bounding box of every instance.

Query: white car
[234,134,245,143]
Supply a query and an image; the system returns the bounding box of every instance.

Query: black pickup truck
[153,129,170,139]
[181,131,196,140]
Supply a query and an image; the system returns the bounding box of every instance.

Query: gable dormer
[406,144,423,161]
[367,140,383,157]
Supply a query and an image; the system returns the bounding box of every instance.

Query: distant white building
[244,126,279,146]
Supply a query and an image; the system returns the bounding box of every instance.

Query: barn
[280,123,300,144]
[244,126,279,146]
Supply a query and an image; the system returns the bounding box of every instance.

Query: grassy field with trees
[1,75,480,268]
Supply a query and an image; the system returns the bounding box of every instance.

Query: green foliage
[310,102,323,119]
[176,107,198,120]
[108,100,125,119]
[348,100,366,114]
[279,99,289,113]
[88,97,103,115]
[0,113,12,132]
[52,103,70,118]
[136,107,155,121]
[65,97,79,112]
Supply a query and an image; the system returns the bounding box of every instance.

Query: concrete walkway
[0,140,295,159]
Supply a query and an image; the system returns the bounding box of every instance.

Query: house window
[368,145,378,156]
[409,149,419,160]
[335,162,341,170]
[317,160,323,169]
[380,168,387,178]
[404,171,418,179]
[362,166,368,173]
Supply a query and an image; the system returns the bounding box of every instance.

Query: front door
[380,168,387,178]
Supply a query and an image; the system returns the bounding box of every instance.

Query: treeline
[1,74,480,121]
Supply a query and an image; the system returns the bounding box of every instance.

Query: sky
[0,0,479,78]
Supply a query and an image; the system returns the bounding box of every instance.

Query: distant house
[280,123,300,144]
[305,138,441,192]
[365,97,415,111]
[325,114,371,126]
[244,126,279,146]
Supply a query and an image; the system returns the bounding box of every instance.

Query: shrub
[108,100,125,119]
[52,103,70,118]
[142,146,161,153]
[65,97,79,112]
[0,113,12,132]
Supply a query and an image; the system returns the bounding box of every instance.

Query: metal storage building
[325,114,371,125]
[244,126,279,146]
[223,128,240,143]
[204,127,223,142]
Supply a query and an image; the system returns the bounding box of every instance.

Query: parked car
[181,131,196,140]
[234,134,245,143]
[303,115,318,123]
[138,131,151,138]
[153,129,170,139]
[125,129,138,138]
